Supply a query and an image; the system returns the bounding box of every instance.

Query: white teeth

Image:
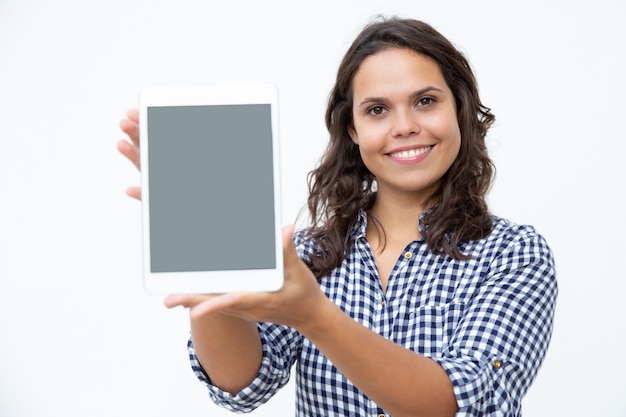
[390,146,432,158]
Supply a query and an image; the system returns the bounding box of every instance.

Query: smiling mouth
[388,146,433,159]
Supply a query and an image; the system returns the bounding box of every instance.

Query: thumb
[282,224,298,266]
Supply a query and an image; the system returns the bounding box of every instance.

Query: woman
[118,17,557,417]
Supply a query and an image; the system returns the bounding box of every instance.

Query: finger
[187,295,231,318]
[282,224,300,268]
[127,108,139,123]
[188,291,272,320]
[282,224,295,244]
[187,292,245,317]
[126,186,141,200]
[116,138,140,170]
[164,294,214,309]
[119,116,140,148]
[164,294,192,309]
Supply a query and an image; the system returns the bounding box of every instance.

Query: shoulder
[292,229,319,263]
[482,216,552,253]
[474,216,556,280]
[291,210,366,263]
[460,216,555,273]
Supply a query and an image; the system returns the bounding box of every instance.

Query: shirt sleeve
[188,322,302,413]
[433,225,558,416]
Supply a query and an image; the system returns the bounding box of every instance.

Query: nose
[391,109,420,138]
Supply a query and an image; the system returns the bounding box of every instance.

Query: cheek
[434,113,461,150]
[448,130,462,165]
[451,125,462,154]
[351,123,385,151]
[428,115,462,166]
[422,116,461,148]
[353,136,379,173]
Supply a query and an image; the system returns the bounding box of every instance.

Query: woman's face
[349,47,461,202]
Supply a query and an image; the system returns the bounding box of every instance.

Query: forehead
[352,48,448,97]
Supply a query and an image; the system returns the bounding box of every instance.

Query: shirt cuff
[188,333,291,413]
[433,355,518,415]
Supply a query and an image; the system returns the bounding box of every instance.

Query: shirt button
[378,414,386,417]
[381,299,385,307]
[492,359,502,369]
[404,252,412,259]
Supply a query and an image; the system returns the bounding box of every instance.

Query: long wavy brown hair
[304,17,495,278]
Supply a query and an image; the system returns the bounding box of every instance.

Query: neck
[367,188,436,247]
[371,187,433,221]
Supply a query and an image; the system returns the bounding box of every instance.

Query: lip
[386,145,434,164]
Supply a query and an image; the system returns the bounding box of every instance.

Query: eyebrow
[357,86,445,108]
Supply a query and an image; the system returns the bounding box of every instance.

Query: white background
[1,0,624,416]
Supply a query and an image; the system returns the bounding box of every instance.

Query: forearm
[299,298,457,417]
[190,312,262,395]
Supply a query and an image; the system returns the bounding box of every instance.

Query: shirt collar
[352,209,369,239]
[352,207,432,241]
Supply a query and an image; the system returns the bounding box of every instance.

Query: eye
[367,105,387,116]
[416,96,436,107]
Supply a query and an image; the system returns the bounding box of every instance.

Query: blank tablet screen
[146,104,276,273]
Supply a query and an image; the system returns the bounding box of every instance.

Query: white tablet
[139,84,283,294]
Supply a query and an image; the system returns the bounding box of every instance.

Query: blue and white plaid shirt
[189,210,557,416]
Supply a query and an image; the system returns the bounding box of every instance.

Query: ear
[348,125,359,145]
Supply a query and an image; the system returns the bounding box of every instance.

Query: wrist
[296,295,342,340]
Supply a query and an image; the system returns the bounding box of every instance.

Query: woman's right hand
[117,109,142,200]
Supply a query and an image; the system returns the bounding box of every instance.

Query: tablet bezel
[139,83,284,294]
